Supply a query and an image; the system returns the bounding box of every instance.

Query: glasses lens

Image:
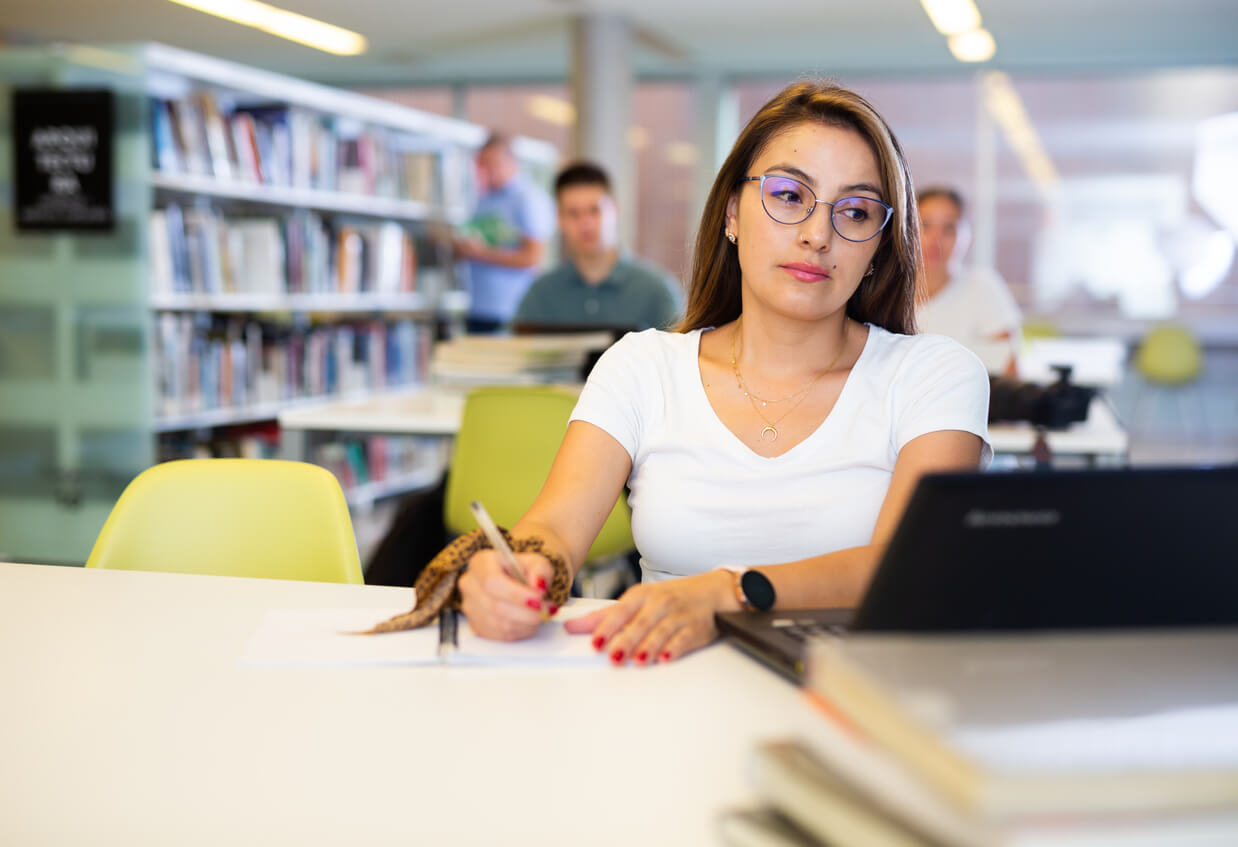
[832,197,890,242]
[759,176,814,224]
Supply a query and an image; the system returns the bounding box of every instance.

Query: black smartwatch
[731,568,776,612]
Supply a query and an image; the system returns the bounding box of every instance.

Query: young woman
[916,186,1023,376]
[457,81,992,664]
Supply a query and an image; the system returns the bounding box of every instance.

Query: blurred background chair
[86,459,363,584]
[1131,324,1207,443]
[444,385,635,597]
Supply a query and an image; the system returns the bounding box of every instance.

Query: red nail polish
[535,576,547,592]
[592,635,606,650]
[548,604,559,615]
[636,651,648,664]
[525,598,542,611]
[659,651,671,662]
[610,649,625,663]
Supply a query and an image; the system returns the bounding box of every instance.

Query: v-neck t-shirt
[569,325,992,582]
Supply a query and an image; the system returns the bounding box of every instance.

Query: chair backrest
[86,459,363,584]
[1135,324,1203,385]
[443,385,633,563]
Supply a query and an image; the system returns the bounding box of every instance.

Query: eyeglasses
[742,174,893,243]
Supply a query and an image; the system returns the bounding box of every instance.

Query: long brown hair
[679,81,920,335]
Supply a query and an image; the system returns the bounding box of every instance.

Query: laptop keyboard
[770,618,847,641]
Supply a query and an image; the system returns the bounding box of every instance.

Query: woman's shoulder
[607,327,701,360]
[590,327,701,380]
[863,324,987,376]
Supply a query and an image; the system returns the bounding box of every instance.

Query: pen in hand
[469,500,548,621]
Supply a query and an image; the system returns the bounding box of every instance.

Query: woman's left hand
[563,570,736,665]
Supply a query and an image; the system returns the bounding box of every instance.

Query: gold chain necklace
[730,318,850,443]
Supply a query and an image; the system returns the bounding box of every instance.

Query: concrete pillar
[570,13,635,245]
[972,70,999,271]
[692,74,740,239]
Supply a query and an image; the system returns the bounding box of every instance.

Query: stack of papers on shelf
[429,332,613,385]
[720,630,1238,847]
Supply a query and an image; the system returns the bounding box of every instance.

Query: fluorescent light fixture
[167,0,367,56]
[948,28,996,62]
[525,95,576,127]
[982,72,1059,200]
[920,0,982,36]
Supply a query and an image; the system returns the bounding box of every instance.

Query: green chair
[1134,324,1203,385]
[1130,324,1206,442]
[86,459,363,584]
[443,385,634,590]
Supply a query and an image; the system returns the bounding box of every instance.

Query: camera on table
[988,365,1095,430]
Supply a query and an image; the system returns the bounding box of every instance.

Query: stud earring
[726,231,737,244]
[864,263,875,277]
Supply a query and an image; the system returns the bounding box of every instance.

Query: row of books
[151,94,452,203]
[154,314,430,418]
[313,434,444,494]
[721,631,1238,846]
[149,206,418,296]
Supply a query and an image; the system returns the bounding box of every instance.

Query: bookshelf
[0,42,556,564]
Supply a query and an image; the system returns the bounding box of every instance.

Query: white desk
[0,562,807,846]
[988,396,1130,465]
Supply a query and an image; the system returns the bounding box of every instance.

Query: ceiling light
[920,0,982,36]
[948,28,996,62]
[525,95,576,127]
[167,0,367,56]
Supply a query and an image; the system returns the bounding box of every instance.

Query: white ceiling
[1,0,1236,86]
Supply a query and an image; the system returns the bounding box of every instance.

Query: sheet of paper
[238,598,614,669]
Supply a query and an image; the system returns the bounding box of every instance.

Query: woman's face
[918,194,962,274]
[726,121,886,323]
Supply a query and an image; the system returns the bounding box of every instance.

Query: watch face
[740,569,776,612]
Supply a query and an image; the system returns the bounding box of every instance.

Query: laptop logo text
[963,508,1061,528]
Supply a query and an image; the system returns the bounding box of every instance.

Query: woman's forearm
[758,544,883,610]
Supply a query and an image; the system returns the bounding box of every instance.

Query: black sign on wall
[13,88,115,232]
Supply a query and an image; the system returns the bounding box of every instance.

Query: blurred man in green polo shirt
[514,161,681,332]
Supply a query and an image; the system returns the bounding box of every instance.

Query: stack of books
[720,630,1238,846]
[429,332,613,385]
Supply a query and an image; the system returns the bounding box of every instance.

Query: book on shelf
[154,315,428,420]
[150,93,453,205]
[149,207,416,298]
[797,630,1238,834]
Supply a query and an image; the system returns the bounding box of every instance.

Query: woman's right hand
[457,549,558,641]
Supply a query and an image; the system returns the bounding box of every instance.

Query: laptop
[716,466,1238,682]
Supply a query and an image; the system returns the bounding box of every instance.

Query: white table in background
[0,562,806,846]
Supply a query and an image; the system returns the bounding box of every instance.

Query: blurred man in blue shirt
[453,133,555,333]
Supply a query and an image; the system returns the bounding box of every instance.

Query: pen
[468,500,528,583]
[437,608,458,664]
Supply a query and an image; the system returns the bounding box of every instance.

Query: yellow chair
[443,385,634,571]
[1135,324,1203,384]
[86,459,363,584]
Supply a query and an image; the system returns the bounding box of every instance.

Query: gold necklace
[730,318,850,443]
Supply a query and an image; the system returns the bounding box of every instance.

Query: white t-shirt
[917,267,1022,374]
[569,326,992,583]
